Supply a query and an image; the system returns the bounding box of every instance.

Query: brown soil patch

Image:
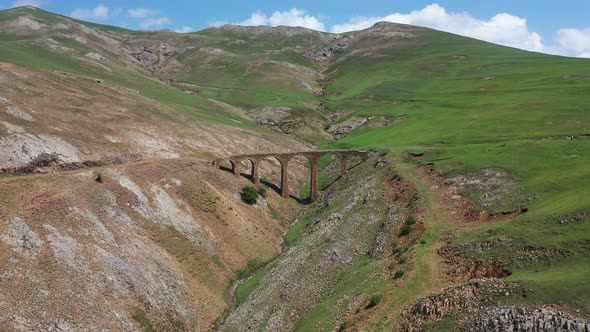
[422,164,526,223]
[387,176,419,208]
[437,246,511,282]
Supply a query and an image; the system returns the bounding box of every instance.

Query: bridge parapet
[213,150,369,201]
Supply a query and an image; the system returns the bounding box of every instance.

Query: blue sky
[2,0,590,57]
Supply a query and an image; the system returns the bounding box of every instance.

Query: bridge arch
[213,150,369,202]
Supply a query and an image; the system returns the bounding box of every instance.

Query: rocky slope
[0,158,304,330]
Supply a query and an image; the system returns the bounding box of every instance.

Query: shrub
[241,186,259,204]
[393,270,405,280]
[366,294,383,309]
[392,246,401,255]
[95,172,103,183]
[339,321,348,330]
[399,215,416,236]
[399,223,412,236]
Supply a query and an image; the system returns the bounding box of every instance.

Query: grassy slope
[323,29,590,314]
[0,8,257,129]
[286,31,589,329]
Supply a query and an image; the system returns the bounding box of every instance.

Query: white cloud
[208,20,227,27]
[11,0,43,7]
[331,4,544,52]
[128,8,158,18]
[71,5,120,20]
[174,26,194,33]
[553,28,590,58]
[139,16,171,30]
[238,8,325,31]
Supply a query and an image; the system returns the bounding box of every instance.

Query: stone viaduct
[213,150,369,202]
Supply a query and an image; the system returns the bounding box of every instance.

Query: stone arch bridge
[213,150,369,201]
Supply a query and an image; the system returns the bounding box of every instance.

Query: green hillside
[321,29,590,311]
[0,6,588,330]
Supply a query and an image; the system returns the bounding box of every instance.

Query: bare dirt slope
[0,158,302,330]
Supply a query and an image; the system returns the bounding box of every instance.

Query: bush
[399,223,412,236]
[393,269,405,280]
[95,172,103,183]
[392,246,401,255]
[399,215,416,236]
[241,186,259,204]
[339,321,348,330]
[366,294,383,309]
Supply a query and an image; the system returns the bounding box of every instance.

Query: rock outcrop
[315,42,349,61]
[130,43,179,73]
[479,307,590,332]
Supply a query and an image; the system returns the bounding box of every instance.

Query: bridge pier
[231,159,239,176]
[309,156,320,202]
[280,157,291,198]
[340,155,348,176]
[250,159,260,185]
[213,149,369,202]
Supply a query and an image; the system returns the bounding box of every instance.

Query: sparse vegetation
[178,185,218,212]
[132,309,154,332]
[257,185,267,197]
[240,186,259,204]
[211,255,224,268]
[235,260,263,280]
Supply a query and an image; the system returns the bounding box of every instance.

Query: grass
[319,28,590,316]
[234,259,264,280]
[284,214,314,247]
[235,261,276,307]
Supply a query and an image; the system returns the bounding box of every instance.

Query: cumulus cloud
[11,0,43,7]
[139,16,171,30]
[553,28,590,58]
[174,26,194,33]
[128,8,159,18]
[237,8,325,31]
[331,3,544,52]
[71,5,121,20]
